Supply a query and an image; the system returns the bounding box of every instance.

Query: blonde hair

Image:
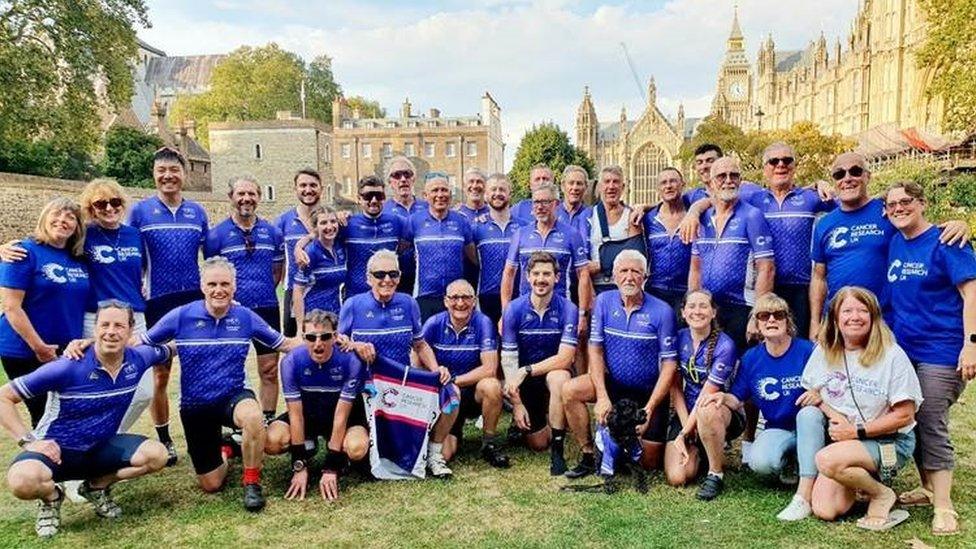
[749,293,797,337]
[817,286,894,367]
[35,197,86,258]
[78,178,128,223]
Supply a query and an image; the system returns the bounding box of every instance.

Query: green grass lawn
[0,360,973,548]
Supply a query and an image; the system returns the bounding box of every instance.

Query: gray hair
[227,175,260,195]
[762,141,794,162]
[385,155,416,180]
[201,255,237,281]
[532,182,560,201]
[529,163,553,179]
[599,165,624,180]
[464,167,487,181]
[304,309,338,330]
[613,249,647,274]
[366,249,399,273]
[446,278,475,295]
[562,164,588,181]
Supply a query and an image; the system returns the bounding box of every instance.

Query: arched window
[629,143,669,205]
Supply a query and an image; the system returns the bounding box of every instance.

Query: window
[343,176,351,195]
[362,143,372,158]
[341,143,351,158]
[254,144,262,159]
[466,142,477,157]
[381,142,392,158]
[265,185,276,201]
[447,120,458,127]
[445,142,456,157]
[408,120,419,128]
[424,142,435,157]
[427,120,438,128]
[342,121,353,129]
[386,121,396,128]
[326,184,334,204]
[404,142,415,156]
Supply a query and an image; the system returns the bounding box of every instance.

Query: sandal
[897,487,933,507]
[932,508,959,536]
[856,509,910,531]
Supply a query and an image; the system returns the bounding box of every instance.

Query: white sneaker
[741,441,753,467]
[426,450,453,478]
[63,480,86,503]
[776,494,812,521]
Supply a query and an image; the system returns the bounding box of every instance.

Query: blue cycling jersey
[205,217,283,309]
[501,294,578,366]
[675,328,737,409]
[274,208,311,292]
[339,212,407,296]
[405,209,472,297]
[128,195,208,299]
[338,292,423,366]
[506,221,589,300]
[280,345,364,404]
[421,310,497,377]
[294,240,347,314]
[642,206,692,294]
[472,217,518,296]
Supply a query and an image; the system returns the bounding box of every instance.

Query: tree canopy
[916,0,976,133]
[101,126,162,188]
[345,96,386,119]
[508,123,594,200]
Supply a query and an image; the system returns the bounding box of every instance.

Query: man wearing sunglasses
[688,156,775,352]
[276,169,323,337]
[420,279,508,468]
[809,152,971,337]
[128,147,209,466]
[404,172,476,321]
[511,164,557,226]
[265,309,368,502]
[383,156,428,295]
[343,176,410,297]
[140,257,301,512]
[205,176,285,424]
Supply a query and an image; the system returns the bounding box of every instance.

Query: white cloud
[141,0,860,167]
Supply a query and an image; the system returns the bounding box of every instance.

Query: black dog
[562,399,648,494]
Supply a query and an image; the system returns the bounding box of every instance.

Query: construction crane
[620,42,645,102]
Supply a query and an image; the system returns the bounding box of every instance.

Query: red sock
[242,467,261,486]
[221,444,234,462]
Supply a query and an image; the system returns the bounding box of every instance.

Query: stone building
[575,80,686,204]
[208,112,335,205]
[712,1,944,137]
[329,93,503,200]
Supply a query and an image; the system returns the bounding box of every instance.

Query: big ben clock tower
[711,7,753,129]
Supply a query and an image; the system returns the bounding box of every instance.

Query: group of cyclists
[0,141,973,538]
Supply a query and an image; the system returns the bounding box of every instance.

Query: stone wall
[0,172,297,244]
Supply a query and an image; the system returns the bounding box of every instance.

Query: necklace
[96,224,122,250]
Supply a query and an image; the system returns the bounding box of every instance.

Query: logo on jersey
[755,236,770,247]
[41,263,67,283]
[91,245,116,264]
[827,227,849,250]
[381,387,400,407]
[887,259,902,282]
[89,371,100,380]
[662,336,675,348]
[823,371,848,399]
[757,377,781,400]
[887,258,928,282]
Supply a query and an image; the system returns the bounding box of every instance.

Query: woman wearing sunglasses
[796,286,922,531]
[728,294,814,520]
[293,206,347,329]
[884,181,976,536]
[664,289,740,501]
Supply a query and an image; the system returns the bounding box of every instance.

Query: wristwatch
[17,432,36,448]
[524,364,534,377]
[856,422,867,441]
[292,459,306,473]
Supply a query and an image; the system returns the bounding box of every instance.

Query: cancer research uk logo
[827,223,885,250]
[41,263,86,284]
[90,245,140,264]
[757,375,802,401]
[887,258,928,283]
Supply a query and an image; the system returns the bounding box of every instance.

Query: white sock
[428,442,443,457]
[708,471,724,479]
[741,441,753,464]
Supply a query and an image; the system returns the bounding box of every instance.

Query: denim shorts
[861,430,915,473]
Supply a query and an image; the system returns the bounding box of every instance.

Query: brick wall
[0,172,298,244]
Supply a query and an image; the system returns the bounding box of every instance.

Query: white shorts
[83,311,154,432]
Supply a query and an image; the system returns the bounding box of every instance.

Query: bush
[870,157,976,230]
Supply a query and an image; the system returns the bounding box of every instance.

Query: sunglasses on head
[766,156,795,167]
[304,332,335,342]
[359,191,385,203]
[831,165,865,181]
[92,197,124,211]
[756,310,788,321]
[370,269,401,280]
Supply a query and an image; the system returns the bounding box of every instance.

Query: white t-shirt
[801,344,923,434]
[589,204,634,262]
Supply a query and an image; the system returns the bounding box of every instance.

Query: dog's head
[605,398,647,441]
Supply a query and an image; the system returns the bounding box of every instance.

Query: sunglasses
[370,269,401,280]
[831,165,865,180]
[92,197,124,211]
[304,332,335,342]
[532,198,556,207]
[359,191,386,203]
[446,294,475,302]
[766,156,795,167]
[756,310,788,321]
[390,170,414,181]
[884,197,917,210]
[242,230,255,254]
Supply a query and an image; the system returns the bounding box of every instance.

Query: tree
[101,126,162,188]
[0,0,148,177]
[345,96,386,119]
[916,0,976,132]
[306,55,341,124]
[508,123,594,200]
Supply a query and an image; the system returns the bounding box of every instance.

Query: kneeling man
[563,250,678,478]
[421,279,508,468]
[1,300,171,538]
[266,309,369,501]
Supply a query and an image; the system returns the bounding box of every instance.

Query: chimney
[352,108,361,120]
[429,108,440,118]
[185,120,196,139]
[401,98,412,118]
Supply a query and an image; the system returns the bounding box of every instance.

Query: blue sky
[140,0,860,167]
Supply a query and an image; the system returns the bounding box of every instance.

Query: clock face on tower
[729,82,744,100]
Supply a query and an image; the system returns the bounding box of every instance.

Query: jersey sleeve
[559,300,579,348]
[810,218,829,264]
[588,295,606,346]
[505,228,522,266]
[294,247,313,286]
[461,215,473,245]
[197,205,209,245]
[657,307,678,361]
[476,313,498,352]
[941,243,976,286]
[409,297,423,340]
[10,358,73,401]
[340,354,365,401]
[0,241,35,290]
[570,225,590,269]
[141,307,181,345]
[501,304,519,352]
[203,227,220,259]
[280,351,301,402]
[420,315,438,346]
[747,209,775,260]
[338,299,354,337]
[272,225,285,264]
[131,344,171,371]
[706,335,738,389]
[248,309,286,349]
